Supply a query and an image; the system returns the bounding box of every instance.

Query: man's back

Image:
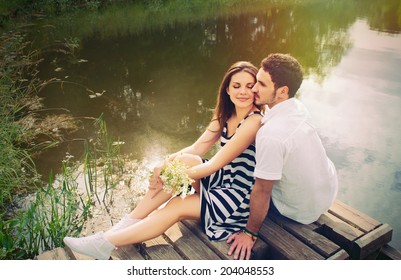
[254,98,338,224]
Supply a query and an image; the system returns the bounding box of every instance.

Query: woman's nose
[240,87,250,94]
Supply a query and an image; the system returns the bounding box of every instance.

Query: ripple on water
[392,171,401,192]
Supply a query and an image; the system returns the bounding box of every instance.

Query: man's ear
[277,86,289,99]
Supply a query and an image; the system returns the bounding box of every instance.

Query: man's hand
[227,231,256,260]
[148,166,163,198]
[227,178,274,259]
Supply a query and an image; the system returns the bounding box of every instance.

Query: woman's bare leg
[128,189,173,219]
[63,155,203,259]
[105,193,200,246]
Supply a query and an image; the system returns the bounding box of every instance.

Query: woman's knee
[164,195,200,221]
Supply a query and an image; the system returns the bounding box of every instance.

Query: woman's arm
[186,114,262,180]
[151,117,221,180]
[148,117,221,198]
[166,117,221,161]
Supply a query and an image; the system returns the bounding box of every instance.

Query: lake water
[28,0,401,251]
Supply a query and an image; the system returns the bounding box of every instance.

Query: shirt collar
[261,98,307,124]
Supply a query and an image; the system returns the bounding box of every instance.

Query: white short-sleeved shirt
[254,98,338,224]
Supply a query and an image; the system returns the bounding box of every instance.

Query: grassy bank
[0,31,42,210]
[0,29,132,259]
[0,30,75,258]
[0,106,140,259]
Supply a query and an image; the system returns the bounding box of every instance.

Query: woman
[63,61,263,260]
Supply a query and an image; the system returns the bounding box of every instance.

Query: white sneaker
[109,214,140,233]
[63,232,115,260]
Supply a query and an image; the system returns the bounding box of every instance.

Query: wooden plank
[181,220,233,260]
[259,218,324,260]
[251,239,270,260]
[316,210,393,259]
[326,249,349,260]
[269,211,341,258]
[315,212,364,251]
[352,223,393,259]
[328,200,381,233]
[64,246,96,260]
[139,235,183,260]
[181,220,270,260]
[164,222,222,260]
[111,245,145,260]
[34,200,396,261]
[40,244,143,261]
[35,248,71,260]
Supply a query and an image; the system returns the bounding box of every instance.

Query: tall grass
[0,29,126,259]
[0,115,126,259]
[0,167,90,259]
[0,31,43,209]
[83,114,125,208]
[0,30,81,210]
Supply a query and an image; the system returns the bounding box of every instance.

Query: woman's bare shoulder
[236,112,262,135]
[244,111,263,124]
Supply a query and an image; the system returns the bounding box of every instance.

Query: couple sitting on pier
[64,53,338,260]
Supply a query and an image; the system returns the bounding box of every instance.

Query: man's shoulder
[258,114,300,140]
[256,122,287,146]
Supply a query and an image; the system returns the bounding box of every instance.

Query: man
[227,53,338,260]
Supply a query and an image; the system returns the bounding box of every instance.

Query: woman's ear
[226,86,230,95]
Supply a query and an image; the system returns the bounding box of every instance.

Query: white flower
[159,159,194,198]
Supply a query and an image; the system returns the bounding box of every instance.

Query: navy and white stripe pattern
[200,111,261,241]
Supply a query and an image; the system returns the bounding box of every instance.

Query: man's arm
[227,178,274,260]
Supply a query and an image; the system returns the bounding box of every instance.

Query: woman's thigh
[164,193,201,221]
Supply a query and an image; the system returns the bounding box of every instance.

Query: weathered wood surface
[35,200,397,260]
[316,200,393,259]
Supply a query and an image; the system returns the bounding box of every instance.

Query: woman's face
[226,71,256,110]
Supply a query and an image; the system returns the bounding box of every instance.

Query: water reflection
[30,0,401,250]
[301,19,401,251]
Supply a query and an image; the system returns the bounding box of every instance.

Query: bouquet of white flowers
[159,159,194,198]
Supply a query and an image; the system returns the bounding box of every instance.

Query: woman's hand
[148,166,163,199]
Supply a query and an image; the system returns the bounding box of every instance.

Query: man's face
[252,68,280,108]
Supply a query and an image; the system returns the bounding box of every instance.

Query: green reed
[0,166,90,259]
[86,114,125,209]
[1,29,127,259]
[0,31,42,210]
[1,115,125,259]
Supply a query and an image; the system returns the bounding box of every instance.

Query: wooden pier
[36,200,400,260]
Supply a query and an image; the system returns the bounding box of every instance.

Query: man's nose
[251,84,258,93]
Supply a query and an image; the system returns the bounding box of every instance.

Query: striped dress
[200,111,261,241]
